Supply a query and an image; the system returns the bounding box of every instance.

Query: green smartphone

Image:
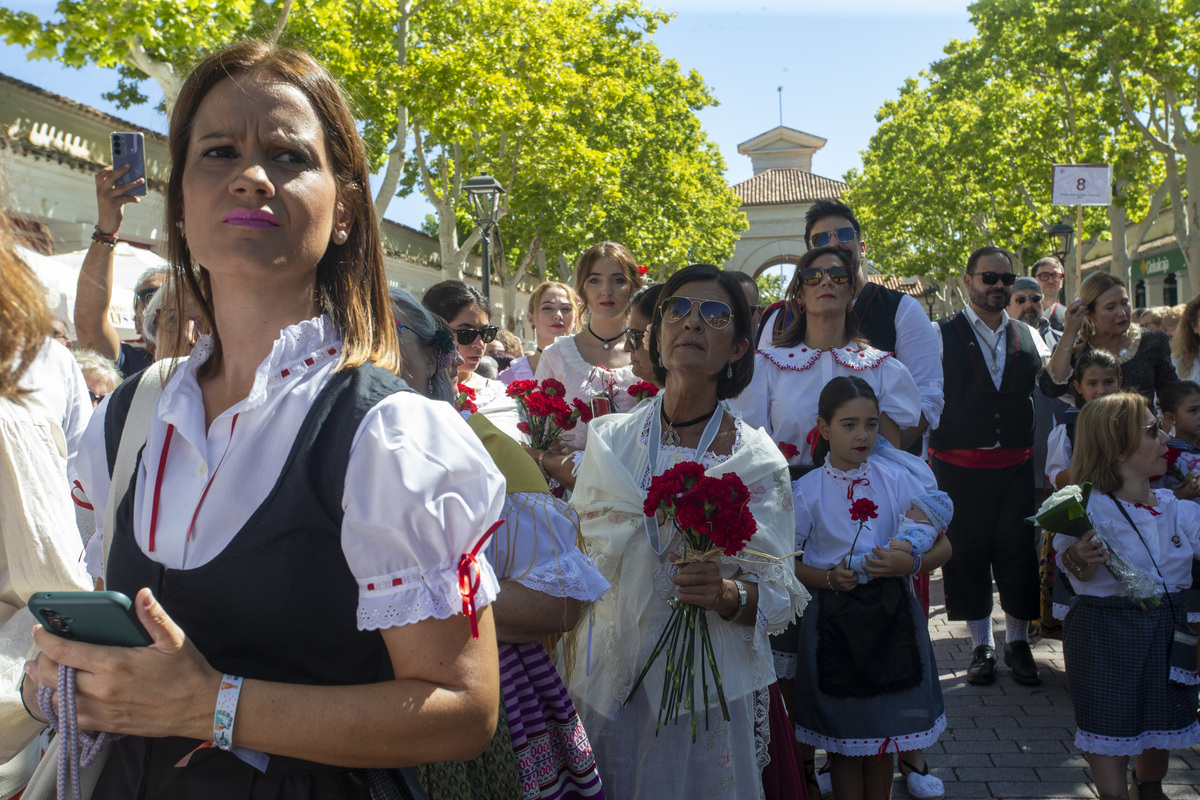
[27,591,152,647]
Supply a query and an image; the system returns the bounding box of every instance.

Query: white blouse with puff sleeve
[729,343,922,467]
[76,315,504,631]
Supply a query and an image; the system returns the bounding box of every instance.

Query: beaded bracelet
[825,569,834,591]
[92,226,119,248]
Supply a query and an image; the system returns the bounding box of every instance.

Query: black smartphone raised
[110,131,147,197]
[27,591,152,647]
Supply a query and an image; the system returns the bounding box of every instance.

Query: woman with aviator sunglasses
[731,246,921,474]
[565,264,808,800]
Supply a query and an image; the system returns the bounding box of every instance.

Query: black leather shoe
[966,645,996,685]
[1004,641,1042,685]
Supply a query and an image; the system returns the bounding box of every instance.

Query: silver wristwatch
[720,579,747,621]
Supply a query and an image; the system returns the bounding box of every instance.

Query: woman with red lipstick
[1059,393,1200,800]
[730,246,921,475]
[534,242,644,453]
[499,281,579,385]
[1042,272,1177,408]
[25,42,504,799]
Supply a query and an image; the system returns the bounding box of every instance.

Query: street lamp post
[922,282,940,321]
[1047,221,1075,301]
[1047,222,1075,264]
[464,174,506,304]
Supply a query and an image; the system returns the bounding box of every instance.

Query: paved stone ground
[898,576,1200,799]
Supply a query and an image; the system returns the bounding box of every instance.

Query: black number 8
[1077,178,1086,191]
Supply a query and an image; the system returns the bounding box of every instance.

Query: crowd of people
[2,40,1200,800]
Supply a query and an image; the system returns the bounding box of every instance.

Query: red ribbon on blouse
[847,477,870,501]
[458,519,505,639]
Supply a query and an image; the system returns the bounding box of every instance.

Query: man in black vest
[755,199,944,451]
[931,246,1051,687]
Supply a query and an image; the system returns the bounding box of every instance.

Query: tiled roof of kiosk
[732,168,846,207]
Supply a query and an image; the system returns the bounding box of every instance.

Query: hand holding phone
[110,132,147,197]
[28,590,152,647]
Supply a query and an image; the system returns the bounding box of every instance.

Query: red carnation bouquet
[627,381,659,404]
[625,461,757,741]
[506,378,591,448]
[454,383,477,414]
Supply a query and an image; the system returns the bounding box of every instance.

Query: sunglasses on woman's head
[659,296,734,329]
[973,271,1016,286]
[453,326,500,345]
[799,266,853,286]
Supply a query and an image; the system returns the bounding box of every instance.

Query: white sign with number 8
[1052,164,1112,206]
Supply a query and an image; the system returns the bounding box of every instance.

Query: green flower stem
[700,611,730,722]
[625,601,684,708]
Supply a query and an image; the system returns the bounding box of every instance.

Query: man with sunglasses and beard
[754,200,943,454]
[931,247,1051,691]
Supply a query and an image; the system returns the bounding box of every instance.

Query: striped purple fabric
[499,641,605,800]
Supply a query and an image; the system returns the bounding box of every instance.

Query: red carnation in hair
[637,264,649,276]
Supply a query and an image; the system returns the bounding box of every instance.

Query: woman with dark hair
[422,279,523,438]
[25,42,504,798]
[627,284,664,386]
[393,290,609,799]
[731,246,921,472]
[535,242,645,452]
[1043,272,1177,406]
[566,264,808,800]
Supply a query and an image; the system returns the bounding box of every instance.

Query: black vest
[853,283,905,353]
[96,365,411,799]
[929,312,1042,451]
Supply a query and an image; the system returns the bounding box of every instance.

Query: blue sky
[0,1,974,228]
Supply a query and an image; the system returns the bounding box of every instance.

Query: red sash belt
[928,446,1032,469]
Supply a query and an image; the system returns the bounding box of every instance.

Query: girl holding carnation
[1058,392,1200,800]
[790,376,951,800]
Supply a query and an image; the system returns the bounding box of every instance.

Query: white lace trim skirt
[790,588,945,756]
[1063,593,1200,755]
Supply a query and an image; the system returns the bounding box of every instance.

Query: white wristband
[213,674,244,750]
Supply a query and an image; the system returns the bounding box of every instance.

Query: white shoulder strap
[103,359,179,574]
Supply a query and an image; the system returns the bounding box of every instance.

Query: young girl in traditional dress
[1046,350,1123,489]
[790,376,948,800]
[1058,392,1200,800]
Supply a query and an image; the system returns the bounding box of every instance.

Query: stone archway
[753,253,805,303]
